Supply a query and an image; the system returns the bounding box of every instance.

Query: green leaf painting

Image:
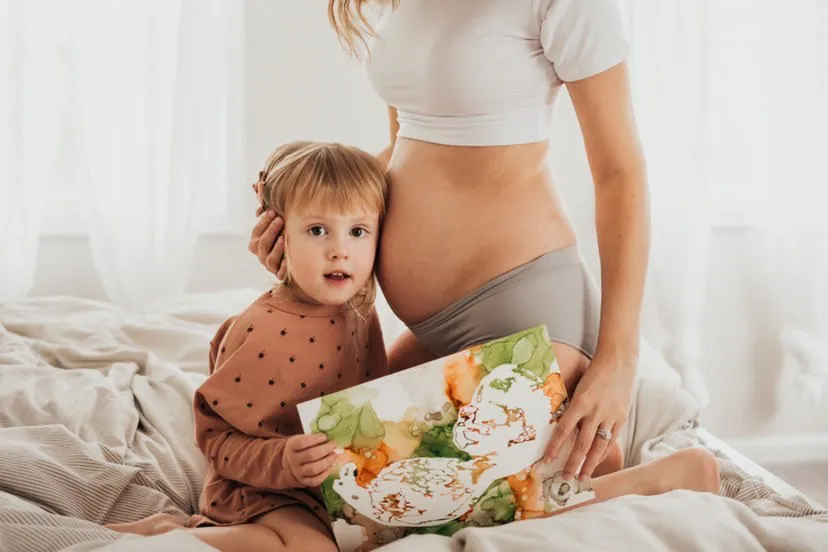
[311,389,385,450]
[478,325,555,383]
[296,324,580,551]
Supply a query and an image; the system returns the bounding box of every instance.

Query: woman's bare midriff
[378,137,590,392]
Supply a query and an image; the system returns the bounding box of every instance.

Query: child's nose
[328,238,349,260]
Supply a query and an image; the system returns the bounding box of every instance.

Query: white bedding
[0,292,826,552]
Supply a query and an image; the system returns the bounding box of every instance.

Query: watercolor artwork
[297,325,595,550]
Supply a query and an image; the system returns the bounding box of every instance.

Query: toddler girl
[109,140,389,551]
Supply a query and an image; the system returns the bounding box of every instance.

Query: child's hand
[285,434,338,487]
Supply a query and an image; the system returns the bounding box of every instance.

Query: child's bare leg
[541,447,720,519]
[106,512,187,536]
[108,506,335,552]
[185,506,337,552]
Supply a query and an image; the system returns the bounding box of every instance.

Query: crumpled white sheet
[0,292,825,552]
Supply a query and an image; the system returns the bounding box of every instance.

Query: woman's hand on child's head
[248,209,287,279]
[285,434,338,488]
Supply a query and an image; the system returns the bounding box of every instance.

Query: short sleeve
[540,0,629,83]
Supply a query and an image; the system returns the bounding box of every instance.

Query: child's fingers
[298,452,337,481]
[302,469,333,489]
[288,433,329,452]
[298,440,338,464]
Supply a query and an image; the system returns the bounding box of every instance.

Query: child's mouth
[324,271,351,283]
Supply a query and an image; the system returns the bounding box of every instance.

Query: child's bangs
[288,168,385,217]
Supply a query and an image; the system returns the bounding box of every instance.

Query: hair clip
[253,170,266,209]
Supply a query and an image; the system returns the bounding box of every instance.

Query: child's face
[283,205,380,306]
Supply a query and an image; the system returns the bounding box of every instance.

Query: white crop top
[366,0,629,146]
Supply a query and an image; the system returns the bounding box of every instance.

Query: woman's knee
[594,439,624,477]
[549,341,590,394]
[387,329,437,372]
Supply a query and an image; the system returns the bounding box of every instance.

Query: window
[33,1,247,236]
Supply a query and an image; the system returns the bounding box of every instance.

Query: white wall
[29,0,828,450]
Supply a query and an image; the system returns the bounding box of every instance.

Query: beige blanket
[0,294,233,552]
[1,293,826,552]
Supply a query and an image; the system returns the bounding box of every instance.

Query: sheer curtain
[627,1,714,406]
[754,1,828,402]
[0,1,61,301]
[69,0,243,309]
[0,0,242,309]
[628,0,828,403]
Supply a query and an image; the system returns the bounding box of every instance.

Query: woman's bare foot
[106,512,188,536]
[656,448,720,494]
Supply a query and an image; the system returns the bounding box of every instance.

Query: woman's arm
[571,62,649,365]
[545,61,650,479]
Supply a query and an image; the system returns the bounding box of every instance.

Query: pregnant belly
[376,182,575,325]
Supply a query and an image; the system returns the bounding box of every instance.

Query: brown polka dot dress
[187,290,388,531]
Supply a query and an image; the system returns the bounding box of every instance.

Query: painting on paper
[297,325,595,550]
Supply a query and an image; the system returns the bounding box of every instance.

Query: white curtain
[628,0,828,404]
[0,1,61,302]
[627,1,714,406]
[68,0,243,309]
[754,1,828,402]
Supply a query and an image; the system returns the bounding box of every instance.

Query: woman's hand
[544,352,636,481]
[284,434,339,488]
[248,208,287,279]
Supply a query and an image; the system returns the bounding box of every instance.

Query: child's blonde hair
[327,0,397,58]
[257,140,388,317]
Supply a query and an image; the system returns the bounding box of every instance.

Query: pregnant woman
[251,0,650,481]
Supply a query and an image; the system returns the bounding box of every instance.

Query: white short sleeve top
[365,0,629,146]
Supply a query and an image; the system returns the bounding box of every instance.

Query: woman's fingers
[579,423,614,479]
[562,416,599,480]
[256,216,283,260]
[265,235,285,276]
[275,245,288,280]
[544,401,583,461]
[249,210,275,250]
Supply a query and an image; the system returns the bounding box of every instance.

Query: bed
[1,291,826,552]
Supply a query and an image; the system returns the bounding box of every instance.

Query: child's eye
[350,227,368,238]
[308,226,326,237]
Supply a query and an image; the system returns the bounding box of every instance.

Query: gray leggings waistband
[409,245,601,359]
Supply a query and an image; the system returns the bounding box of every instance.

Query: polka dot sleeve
[191,316,300,491]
